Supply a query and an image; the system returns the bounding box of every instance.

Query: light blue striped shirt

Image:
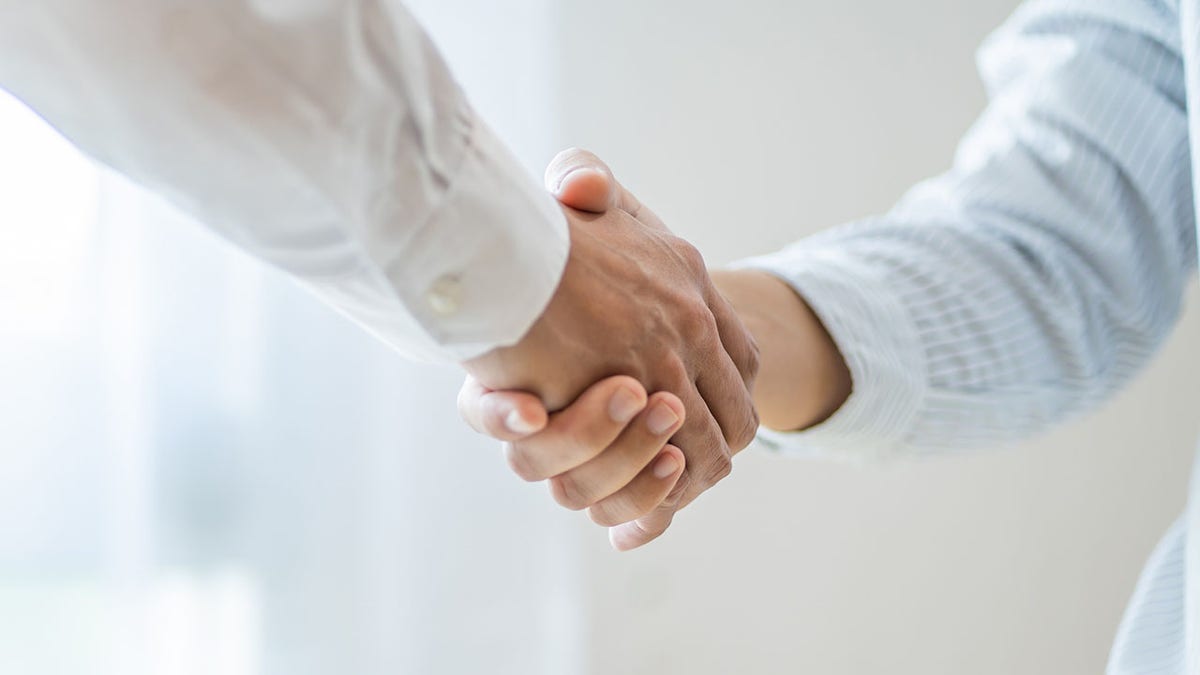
[738,1,1199,671]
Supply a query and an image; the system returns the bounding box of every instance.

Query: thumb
[546,147,671,233]
[545,148,619,213]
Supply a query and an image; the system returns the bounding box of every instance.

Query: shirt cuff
[384,116,570,362]
[731,247,928,460]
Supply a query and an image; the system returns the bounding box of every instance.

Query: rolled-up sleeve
[0,0,567,362]
[735,1,1197,458]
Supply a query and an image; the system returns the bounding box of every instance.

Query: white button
[426,274,462,315]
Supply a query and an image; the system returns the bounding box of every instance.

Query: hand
[459,374,689,550]
[460,149,761,549]
[541,151,849,432]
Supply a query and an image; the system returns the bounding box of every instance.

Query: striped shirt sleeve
[736,0,1197,458]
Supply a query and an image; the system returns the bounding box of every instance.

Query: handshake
[458,149,851,551]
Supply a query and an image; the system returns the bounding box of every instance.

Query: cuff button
[426,274,463,315]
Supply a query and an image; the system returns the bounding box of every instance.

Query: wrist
[711,269,851,431]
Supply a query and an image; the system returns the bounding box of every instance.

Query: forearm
[711,269,850,432]
[716,3,1196,458]
[0,0,567,362]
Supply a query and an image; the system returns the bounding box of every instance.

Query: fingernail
[608,387,645,423]
[652,452,680,479]
[506,409,540,435]
[646,403,680,435]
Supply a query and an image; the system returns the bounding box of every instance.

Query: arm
[459,0,1196,547]
[1,1,760,538]
[736,0,1196,457]
[0,0,565,362]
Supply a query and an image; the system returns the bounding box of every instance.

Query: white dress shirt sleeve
[735,1,1197,458]
[0,0,568,362]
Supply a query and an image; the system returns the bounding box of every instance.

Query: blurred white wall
[548,1,1200,673]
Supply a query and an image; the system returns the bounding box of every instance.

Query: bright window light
[0,91,99,337]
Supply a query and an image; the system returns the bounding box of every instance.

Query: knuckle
[550,474,593,511]
[455,386,470,419]
[632,514,671,542]
[661,473,690,509]
[456,386,481,432]
[504,444,541,482]
[672,237,707,274]
[678,302,719,350]
[702,453,733,486]
[742,335,763,381]
[588,502,625,528]
[590,490,657,528]
[731,407,760,451]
